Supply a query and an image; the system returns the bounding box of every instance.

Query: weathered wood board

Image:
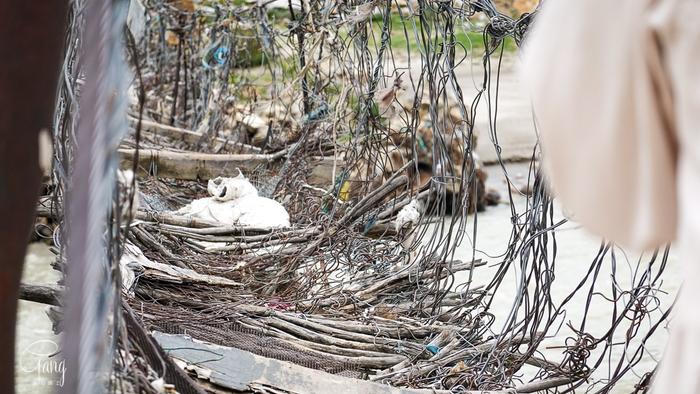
[153,332,514,394]
[120,148,342,188]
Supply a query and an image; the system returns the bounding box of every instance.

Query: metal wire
[48,0,674,392]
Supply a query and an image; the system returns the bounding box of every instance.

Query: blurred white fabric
[522,0,700,392]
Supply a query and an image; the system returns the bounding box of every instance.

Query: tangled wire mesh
[44,0,675,393]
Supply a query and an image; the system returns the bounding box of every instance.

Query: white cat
[207,175,258,201]
[176,196,237,224]
[177,171,290,229]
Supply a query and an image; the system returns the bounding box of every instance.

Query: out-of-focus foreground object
[521,0,678,251]
[0,2,68,392]
[59,0,130,393]
[524,0,700,393]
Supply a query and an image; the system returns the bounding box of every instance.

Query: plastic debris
[202,35,231,69]
[395,200,423,232]
[425,344,440,355]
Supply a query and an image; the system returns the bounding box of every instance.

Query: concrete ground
[463,58,539,164]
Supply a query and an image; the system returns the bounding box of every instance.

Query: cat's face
[208,173,255,201]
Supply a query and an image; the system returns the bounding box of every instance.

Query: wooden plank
[129,117,262,153]
[19,283,62,306]
[153,332,514,394]
[121,243,241,287]
[120,148,343,187]
[119,148,284,181]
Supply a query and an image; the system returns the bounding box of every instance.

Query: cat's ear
[234,168,245,179]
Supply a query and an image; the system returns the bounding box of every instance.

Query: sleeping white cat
[176,172,290,229]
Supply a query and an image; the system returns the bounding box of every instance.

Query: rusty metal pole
[0,2,68,392]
